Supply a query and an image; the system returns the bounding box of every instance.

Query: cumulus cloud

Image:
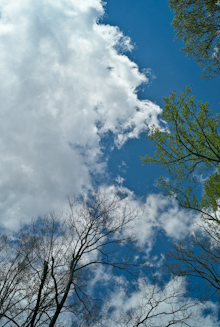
[104,276,219,327]
[95,185,198,252]
[145,194,198,239]
[0,0,161,228]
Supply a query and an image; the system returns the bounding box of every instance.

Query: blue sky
[103,0,220,199]
[0,0,220,325]
[103,0,220,106]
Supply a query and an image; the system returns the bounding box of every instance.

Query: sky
[0,0,220,325]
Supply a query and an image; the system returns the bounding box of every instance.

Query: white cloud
[105,276,219,327]
[127,192,197,249]
[95,186,198,252]
[0,0,161,228]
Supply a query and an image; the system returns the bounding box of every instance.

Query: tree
[141,2,220,323]
[0,190,210,327]
[0,192,139,327]
[165,221,220,303]
[169,0,220,78]
[141,87,220,223]
[100,276,204,327]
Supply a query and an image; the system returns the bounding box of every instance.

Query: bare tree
[165,221,220,302]
[0,192,214,327]
[0,192,139,327]
[92,274,207,327]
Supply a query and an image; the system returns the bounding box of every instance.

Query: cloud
[147,194,198,239]
[105,276,219,327]
[95,185,198,252]
[127,191,197,248]
[0,0,161,228]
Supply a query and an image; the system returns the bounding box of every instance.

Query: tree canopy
[166,222,220,300]
[0,192,202,327]
[169,0,220,78]
[0,193,139,327]
[141,87,220,221]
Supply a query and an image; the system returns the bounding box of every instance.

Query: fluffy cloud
[127,192,197,248]
[105,276,219,327]
[96,185,198,252]
[0,0,161,228]
[144,194,198,239]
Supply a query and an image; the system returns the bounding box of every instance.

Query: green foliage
[141,87,220,219]
[169,0,220,78]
